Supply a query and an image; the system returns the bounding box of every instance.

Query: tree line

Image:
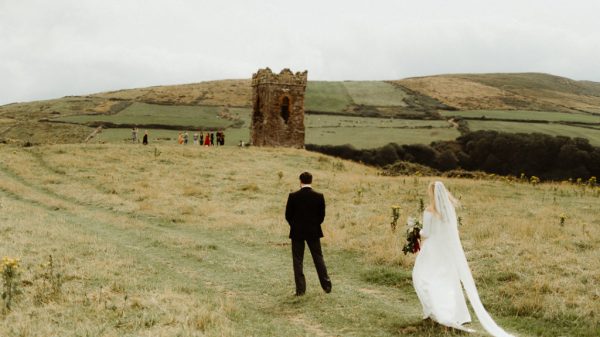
[306,130,600,180]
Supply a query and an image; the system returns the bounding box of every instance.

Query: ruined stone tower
[251,68,307,148]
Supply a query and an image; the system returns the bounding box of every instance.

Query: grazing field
[54,103,248,129]
[467,120,600,146]
[94,128,252,146]
[305,81,354,113]
[341,81,409,107]
[305,81,414,115]
[440,110,600,123]
[0,144,598,336]
[305,115,458,148]
[92,115,457,149]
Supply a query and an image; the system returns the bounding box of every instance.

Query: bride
[412,181,515,337]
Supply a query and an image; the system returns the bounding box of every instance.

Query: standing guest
[221,132,225,146]
[142,130,148,145]
[199,132,204,146]
[193,132,199,145]
[285,172,332,296]
[204,133,210,146]
[177,132,183,144]
[210,132,214,146]
[132,128,138,143]
[184,132,189,145]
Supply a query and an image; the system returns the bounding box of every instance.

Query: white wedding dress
[412,182,516,337]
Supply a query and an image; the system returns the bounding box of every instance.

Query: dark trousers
[291,238,332,295]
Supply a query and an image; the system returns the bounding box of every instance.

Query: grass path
[0,149,497,336]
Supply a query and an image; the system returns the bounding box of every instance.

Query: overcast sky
[1,0,599,105]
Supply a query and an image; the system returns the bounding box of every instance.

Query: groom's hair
[299,172,312,184]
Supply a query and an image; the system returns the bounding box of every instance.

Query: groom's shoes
[295,291,305,296]
[323,285,332,294]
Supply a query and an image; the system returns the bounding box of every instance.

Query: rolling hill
[1,72,600,147]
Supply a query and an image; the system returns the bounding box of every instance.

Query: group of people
[131,128,148,145]
[130,128,227,146]
[178,131,225,146]
[286,173,516,337]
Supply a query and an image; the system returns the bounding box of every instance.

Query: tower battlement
[252,68,308,87]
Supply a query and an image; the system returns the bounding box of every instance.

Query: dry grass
[398,74,600,113]
[0,143,598,336]
[92,80,252,108]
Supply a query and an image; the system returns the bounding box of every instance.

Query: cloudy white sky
[1,0,599,105]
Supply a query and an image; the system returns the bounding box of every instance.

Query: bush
[307,130,600,181]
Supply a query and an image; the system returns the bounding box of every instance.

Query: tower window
[281,96,290,123]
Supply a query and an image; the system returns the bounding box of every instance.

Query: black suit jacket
[285,187,326,240]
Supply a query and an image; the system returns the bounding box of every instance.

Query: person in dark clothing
[285,172,332,296]
[142,130,148,145]
[210,132,214,146]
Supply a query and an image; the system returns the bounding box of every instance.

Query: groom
[285,172,332,296]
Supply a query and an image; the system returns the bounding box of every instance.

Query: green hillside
[1,72,600,147]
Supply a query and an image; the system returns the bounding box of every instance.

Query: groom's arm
[285,193,294,226]
[317,193,325,225]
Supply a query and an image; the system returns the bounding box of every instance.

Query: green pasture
[468,120,600,146]
[441,110,600,123]
[95,128,251,146]
[305,81,353,112]
[342,81,409,107]
[305,115,457,148]
[305,114,449,129]
[96,115,456,149]
[55,103,250,129]
[305,81,412,113]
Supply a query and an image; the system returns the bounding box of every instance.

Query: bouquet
[402,217,422,255]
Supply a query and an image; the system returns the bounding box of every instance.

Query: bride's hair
[428,181,460,217]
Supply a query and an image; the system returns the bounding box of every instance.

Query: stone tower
[251,68,307,148]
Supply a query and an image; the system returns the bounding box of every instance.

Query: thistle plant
[2,256,20,311]
[390,205,401,232]
[559,213,567,226]
[277,171,283,183]
[419,198,425,213]
[530,176,540,186]
[354,186,363,205]
[34,255,63,304]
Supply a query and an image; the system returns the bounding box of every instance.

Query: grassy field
[305,115,458,148]
[2,72,600,147]
[0,144,598,336]
[54,103,248,130]
[397,73,600,113]
[305,81,354,113]
[91,115,457,149]
[468,120,600,146]
[440,110,600,124]
[305,81,414,114]
[94,128,251,146]
[341,81,409,107]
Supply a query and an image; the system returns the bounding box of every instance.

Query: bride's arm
[420,211,431,239]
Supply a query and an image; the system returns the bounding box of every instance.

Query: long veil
[434,182,515,337]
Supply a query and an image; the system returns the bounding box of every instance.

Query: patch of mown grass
[343,81,409,107]
[361,267,413,288]
[305,81,353,112]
